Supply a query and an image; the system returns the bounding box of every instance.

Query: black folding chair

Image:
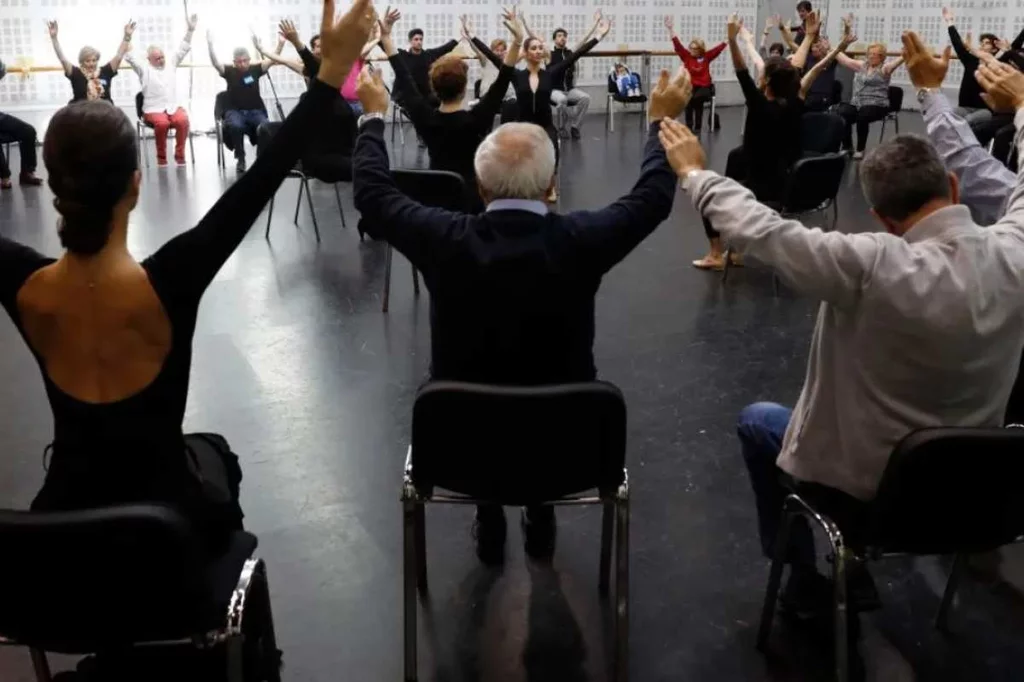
[878,85,903,142]
[214,91,230,170]
[988,122,1018,173]
[382,169,466,313]
[724,153,848,288]
[800,112,845,155]
[757,426,1024,682]
[0,504,279,682]
[135,92,195,168]
[605,71,647,133]
[401,380,631,682]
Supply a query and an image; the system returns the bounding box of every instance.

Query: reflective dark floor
[2,108,1024,681]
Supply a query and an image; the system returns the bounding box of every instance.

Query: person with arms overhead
[47,19,135,104]
[466,35,518,123]
[0,0,373,558]
[548,24,594,140]
[208,35,283,173]
[377,7,522,212]
[352,63,690,564]
[661,47,1024,654]
[0,59,43,189]
[834,22,903,158]
[512,11,611,202]
[693,11,851,270]
[664,16,726,133]
[259,20,322,84]
[125,14,199,167]
[790,1,813,45]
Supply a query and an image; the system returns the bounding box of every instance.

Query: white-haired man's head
[147,45,166,68]
[474,123,556,203]
[232,47,252,70]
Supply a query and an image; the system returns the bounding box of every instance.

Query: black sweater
[949,25,1024,109]
[353,117,677,384]
[548,46,578,90]
[392,40,459,103]
[511,39,598,129]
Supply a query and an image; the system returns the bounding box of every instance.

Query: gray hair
[859,134,951,221]
[233,47,251,61]
[474,123,556,200]
[78,46,100,64]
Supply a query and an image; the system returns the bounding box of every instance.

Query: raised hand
[318,0,377,88]
[186,14,199,32]
[46,21,58,39]
[997,37,1011,52]
[941,7,954,26]
[252,35,264,55]
[649,66,693,120]
[727,12,741,41]
[976,56,1024,111]
[459,14,474,40]
[124,20,137,38]
[840,15,856,46]
[356,65,389,115]
[765,15,776,31]
[901,30,950,89]
[658,117,706,177]
[804,9,821,37]
[380,6,401,36]
[596,13,612,40]
[502,7,524,42]
[279,19,300,44]
[664,16,674,32]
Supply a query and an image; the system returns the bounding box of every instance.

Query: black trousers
[802,92,834,112]
[0,112,38,178]
[685,86,713,130]
[836,103,888,152]
[972,112,1014,147]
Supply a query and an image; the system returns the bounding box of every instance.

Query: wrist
[317,63,348,88]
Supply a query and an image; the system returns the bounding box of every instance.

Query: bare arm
[801,40,848,98]
[788,12,818,70]
[739,24,764,75]
[172,15,197,67]
[254,37,305,76]
[882,55,904,77]
[779,23,799,52]
[835,51,863,72]
[207,32,224,76]
[46,21,73,77]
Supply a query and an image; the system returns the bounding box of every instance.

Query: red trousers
[143,108,190,163]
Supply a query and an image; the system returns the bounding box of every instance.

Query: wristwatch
[680,168,702,192]
[916,87,934,104]
[357,112,385,128]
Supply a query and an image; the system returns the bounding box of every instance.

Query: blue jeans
[223,109,269,160]
[616,73,640,97]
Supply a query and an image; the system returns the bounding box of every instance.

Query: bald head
[147,46,166,68]
[474,123,556,203]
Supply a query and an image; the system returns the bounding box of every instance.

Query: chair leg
[225,633,245,682]
[935,553,966,632]
[894,115,899,136]
[403,498,419,682]
[189,133,196,166]
[305,179,321,243]
[599,501,614,596]
[411,265,421,296]
[414,504,428,593]
[879,118,886,143]
[756,509,793,651]
[391,107,397,144]
[833,546,851,682]
[614,496,630,682]
[293,180,304,226]
[335,183,347,228]
[29,648,52,682]
[265,194,275,240]
[383,244,394,313]
[257,561,282,682]
[607,95,615,133]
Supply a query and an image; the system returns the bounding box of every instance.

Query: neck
[59,224,133,280]
[895,199,954,237]
[439,100,463,113]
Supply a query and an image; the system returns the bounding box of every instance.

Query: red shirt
[671,37,727,88]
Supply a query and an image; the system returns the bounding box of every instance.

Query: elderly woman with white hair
[47,19,136,104]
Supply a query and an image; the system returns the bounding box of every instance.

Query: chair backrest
[474,78,481,99]
[781,152,847,215]
[991,123,1017,172]
[0,504,215,653]
[606,72,617,94]
[134,91,145,120]
[410,381,627,503]
[887,85,904,113]
[869,427,1024,554]
[391,169,467,211]
[214,91,231,121]
[800,112,845,154]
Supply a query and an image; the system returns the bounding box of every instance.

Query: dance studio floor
[2,107,1024,681]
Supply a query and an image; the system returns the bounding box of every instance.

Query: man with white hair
[208,31,282,173]
[125,14,198,167]
[352,65,692,564]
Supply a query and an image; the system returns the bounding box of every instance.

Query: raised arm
[144,0,374,299]
[882,55,904,77]
[461,15,501,67]
[801,21,854,97]
[739,23,764,75]
[46,21,74,77]
[727,14,748,74]
[788,10,819,70]
[663,15,679,42]
[379,14,432,125]
[976,59,1024,239]
[835,51,863,72]
[470,11,522,127]
[550,13,609,78]
[945,11,977,67]
[206,30,225,76]
[424,37,459,61]
[279,20,320,77]
[107,20,136,71]
[1012,23,1024,51]
[254,36,305,76]
[173,14,198,67]
[705,41,727,61]
[779,21,799,52]
[573,11,601,52]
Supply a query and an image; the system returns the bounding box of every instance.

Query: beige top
[685,108,1024,500]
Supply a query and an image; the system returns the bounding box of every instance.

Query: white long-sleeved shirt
[125,41,192,115]
[685,107,1024,500]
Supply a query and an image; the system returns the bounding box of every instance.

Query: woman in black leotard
[511,12,610,202]
[0,0,374,555]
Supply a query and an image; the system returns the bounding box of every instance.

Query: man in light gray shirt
[658,52,1024,616]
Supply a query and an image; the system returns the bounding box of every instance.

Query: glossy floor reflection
[1,108,1024,681]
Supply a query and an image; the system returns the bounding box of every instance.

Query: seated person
[801,36,841,111]
[662,55,1024,621]
[0,59,43,188]
[614,62,641,97]
[835,31,904,158]
[48,18,135,104]
[125,15,198,166]
[664,16,726,133]
[208,35,279,173]
[0,0,370,556]
[377,8,522,213]
[466,36,518,123]
[351,65,689,564]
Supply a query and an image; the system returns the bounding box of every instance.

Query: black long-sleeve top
[298,45,320,82]
[548,46,579,90]
[736,68,803,201]
[511,38,598,129]
[389,37,515,212]
[391,39,459,103]
[352,117,677,384]
[948,25,1024,109]
[0,80,339,537]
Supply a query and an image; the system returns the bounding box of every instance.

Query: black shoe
[570,127,581,140]
[521,507,556,560]
[472,507,506,565]
[235,158,247,174]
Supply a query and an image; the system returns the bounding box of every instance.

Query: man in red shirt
[664,16,726,132]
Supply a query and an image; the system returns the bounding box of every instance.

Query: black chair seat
[203,530,259,622]
[612,94,647,104]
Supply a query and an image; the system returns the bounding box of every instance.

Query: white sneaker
[852,151,864,160]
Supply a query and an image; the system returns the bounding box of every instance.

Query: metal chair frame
[390,103,411,147]
[605,71,648,134]
[265,171,348,244]
[0,557,280,682]
[400,448,631,682]
[382,245,420,313]
[135,94,196,169]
